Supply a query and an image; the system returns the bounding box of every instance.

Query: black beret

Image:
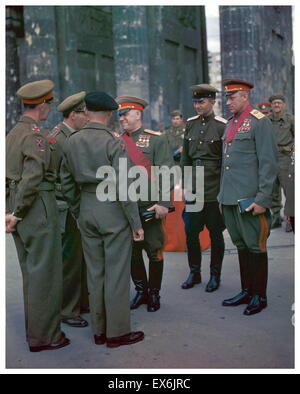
[85,91,119,111]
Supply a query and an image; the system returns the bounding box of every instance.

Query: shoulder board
[144,129,162,136]
[187,115,200,122]
[214,115,228,124]
[49,125,61,138]
[250,109,265,120]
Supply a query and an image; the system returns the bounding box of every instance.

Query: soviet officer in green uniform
[60,91,145,348]
[164,109,186,162]
[6,80,70,352]
[49,92,89,328]
[218,79,278,316]
[180,84,226,292]
[268,94,294,230]
[116,96,175,312]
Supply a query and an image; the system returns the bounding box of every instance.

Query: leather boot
[130,280,149,310]
[181,265,201,289]
[206,242,224,293]
[222,249,252,306]
[206,267,221,292]
[147,288,160,312]
[244,252,268,316]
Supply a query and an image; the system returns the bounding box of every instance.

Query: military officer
[218,78,278,316]
[164,109,186,162]
[49,92,89,328]
[60,91,145,348]
[116,96,175,312]
[257,101,272,116]
[6,80,70,352]
[180,84,226,292]
[268,94,294,231]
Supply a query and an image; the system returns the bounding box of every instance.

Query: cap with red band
[17,79,55,104]
[222,78,254,96]
[115,96,148,114]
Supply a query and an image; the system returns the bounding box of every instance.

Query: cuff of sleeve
[255,194,273,209]
[12,212,23,221]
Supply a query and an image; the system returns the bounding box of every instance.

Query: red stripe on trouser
[258,214,268,253]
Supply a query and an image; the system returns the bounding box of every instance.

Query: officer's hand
[133,228,144,242]
[245,203,266,216]
[5,214,18,233]
[147,204,169,219]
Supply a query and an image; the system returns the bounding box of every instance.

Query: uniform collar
[19,115,38,126]
[62,121,75,134]
[200,112,215,122]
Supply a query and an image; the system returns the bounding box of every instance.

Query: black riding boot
[206,236,225,293]
[244,252,268,316]
[148,259,164,312]
[130,249,149,310]
[223,249,252,306]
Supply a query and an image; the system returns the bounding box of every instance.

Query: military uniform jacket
[218,110,278,208]
[6,116,57,219]
[164,125,186,151]
[60,121,142,231]
[127,127,175,209]
[269,113,294,153]
[180,112,227,202]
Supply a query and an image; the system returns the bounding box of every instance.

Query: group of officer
[6,76,293,353]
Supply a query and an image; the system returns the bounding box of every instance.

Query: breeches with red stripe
[222,205,272,253]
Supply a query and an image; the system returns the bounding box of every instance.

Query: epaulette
[250,109,265,120]
[187,115,200,122]
[214,115,228,124]
[49,125,61,138]
[32,124,42,134]
[144,129,162,136]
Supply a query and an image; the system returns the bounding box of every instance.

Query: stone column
[6,6,23,133]
[112,6,151,127]
[21,6,61,130]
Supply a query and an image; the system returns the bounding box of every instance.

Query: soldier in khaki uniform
[268,94,294,231]
[180,84,226,293]
[49,92,89,328]
[116,96,175,312]
[6,80,70,352]
[218,79,278,316]
[164,109,186,162]
[60,91,145,348]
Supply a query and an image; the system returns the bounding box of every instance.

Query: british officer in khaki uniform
[116,96,175,312]
[60,91,145,348]
[49,92,89,328]
[6,80,70,352]
[218,79,278,316]
[180,84,227,293]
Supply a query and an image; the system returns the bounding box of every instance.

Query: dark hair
[23,103,38,110]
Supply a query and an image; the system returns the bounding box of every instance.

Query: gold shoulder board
[187,115,200,122]
[250,109,265,120]
[214,115,228,124]
[144,129,162,136]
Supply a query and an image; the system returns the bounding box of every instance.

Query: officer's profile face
[193,98,214,116]
[226,91,249,114]
[119,109,141,132]
[73,109,88,130]
[171,116,183,127]
[39,101,52,120]
[271,99,286,115]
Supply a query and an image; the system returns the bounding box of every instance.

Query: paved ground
[6,225,294,370]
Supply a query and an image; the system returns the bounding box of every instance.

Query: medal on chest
[237,118,252,134]
[136,134,150,148]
